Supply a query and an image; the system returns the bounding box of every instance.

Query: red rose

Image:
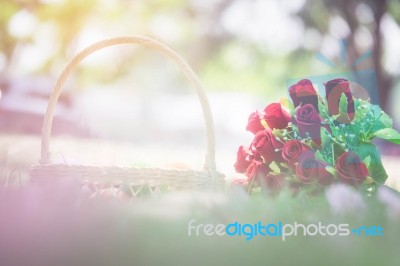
[296,151,334,185]
[289,79,318,110]
[246,111,265,134]
[250,129,284,164]
[234,146,252,173]
[264,103,291,129]
[262,173,286,192]
[246,160,269,181]
[282,140,310,168]
[295,104,322,146]
[325,78,355,124]
[336,152,369,186]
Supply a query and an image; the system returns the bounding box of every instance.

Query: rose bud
[325,78,355,124]
[289,79,319,110]
[250,129,284,164]
[234,146,252,173]
[336,152,369,186]
[282,140,310,168]
[264,103,291,129]
[246,160,269,181]
[246,111,265,134]
[295,104,322,146]
[296,151,334,185]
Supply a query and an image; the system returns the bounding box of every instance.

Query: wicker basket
[30,35,223,196]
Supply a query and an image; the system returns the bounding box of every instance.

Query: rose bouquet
[234,78,400,195]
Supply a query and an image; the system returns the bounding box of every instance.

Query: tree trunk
[372,0,391,112]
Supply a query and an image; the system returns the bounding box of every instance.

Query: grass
[0,177,399,266]
[1,133,400,265]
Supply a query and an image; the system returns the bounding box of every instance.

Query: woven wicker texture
[30,35,223,194]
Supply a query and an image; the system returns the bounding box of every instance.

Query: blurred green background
[1,0,400,105]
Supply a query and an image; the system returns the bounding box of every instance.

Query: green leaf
[269,161,281,174]
[314,150,324,161]
[332,142,346,163]
[320,127,331,148]
[362,155,372,167]
[378,112,393,128]
[318,96,328,119]
[281,98,294,112]
[370,105,393,128]
[325,166,336,175]
[280,162,289,169]
[367,105,393,134]
[272,128,284,138]
[354,143,388,184]
[339,93,348,114]
[372,128,400,144]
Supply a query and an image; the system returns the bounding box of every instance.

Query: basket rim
[38,35,219,179]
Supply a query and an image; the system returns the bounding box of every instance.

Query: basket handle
[40,35,217,175]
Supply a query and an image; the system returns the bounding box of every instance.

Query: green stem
[247,176,255,194]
